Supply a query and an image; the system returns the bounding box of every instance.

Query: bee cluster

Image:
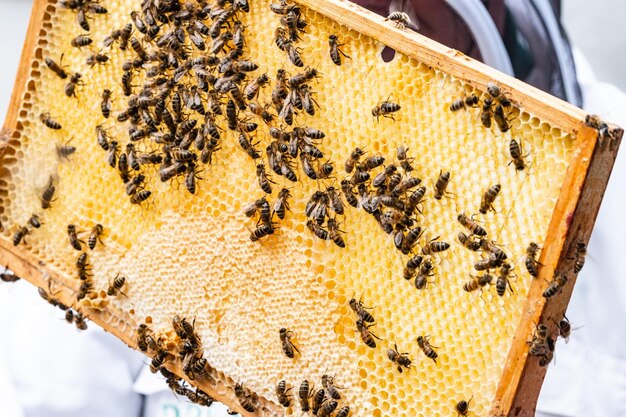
[38,284,88,331]
[136,318,215,408]
[450,84,592,367]
[274,377,351,417]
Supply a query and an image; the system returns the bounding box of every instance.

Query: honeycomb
[0,0,588,416]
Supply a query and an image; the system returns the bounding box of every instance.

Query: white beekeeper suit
[1,4,625,417]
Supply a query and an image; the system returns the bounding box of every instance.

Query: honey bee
[287,68,318,88]
[539,337,555,366]
[392,176,422,196]
[276,380,292,407]
[543,274,567,298]
[64,72,82,97]
[12,226,29,246]
[325,186,344,215]
[136,324,150,352]
[305,220,327,241]
[387,343,412,373]
[150,350,169,373]
[329,34,350,65]
[494,104,511,132]
[86,52,109,67]
[434,170,451,199]
[457,213,487,236]
[321,374,342,400]
[524,242,541,277]
[107,273,126,296]
[74,311,88,331]
[67,224,83,251]
[478,183,501,214]
[573,242,586,273]
[312,388,325,415]
[39,112,62,130]
[480,239,508,263]
[417,335,438,363]
[76,280,94,301]
[65,309,75,324]
[528,323,551,357]
[422,237,450,255]
[356,318,379,348]
[486,82,501,99]
[401,226,423,254]
[449,94,479,112]
[496,264,514,296]
[85,223,104,250]
[481,97,494,128]
[455,398,472,416]
[403,254,423,280]
[285,41,304,67]
[279,327,300,358]
[372,99,401,120]
[71,34,92,48]
[463,273,493,292]
[130,190,151,205]
[248,101,274,124]
[245,73,270,101]
[318,400,339,417]
[121,70,133,96]
[457,232,481,251]
[99,89,112,118]
[0,268,20,283]
[345,147,365,174]
[405,186,426,215]
[341,179,359,208]
[27,213,42,229]
[384,11,411,29]
[106,140,118,168]
[298,380,312,413]
[95,125,111,151]
[509,139,527,170]
[272,188,291,220]
[372,164,397,188]
[234,383,257,413]
[325,406,346,417]
[557,316,572,342]
[327,218,346,248]
[396,145,414,172]
[250,223,275,242]
[45,56,67,79]
[349,296,375,323]
[415,258,434,290]
[188,358,209,380]
[256,163,274,194]
[41,176,56,209]
[76,252,90,280]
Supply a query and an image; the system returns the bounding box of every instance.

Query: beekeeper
[1,1,625,417]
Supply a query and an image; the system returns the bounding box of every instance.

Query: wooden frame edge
[490,125,623,417]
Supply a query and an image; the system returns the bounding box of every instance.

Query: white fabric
[0,282,145,417]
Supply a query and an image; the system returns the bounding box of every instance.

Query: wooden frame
[0,0,622,416]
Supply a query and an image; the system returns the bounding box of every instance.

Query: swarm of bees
[13,0,593,413]
[275,376,351,417]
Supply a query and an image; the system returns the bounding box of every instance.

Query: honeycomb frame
[0,0,622,416]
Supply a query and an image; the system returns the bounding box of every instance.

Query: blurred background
[0,0,624,416]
